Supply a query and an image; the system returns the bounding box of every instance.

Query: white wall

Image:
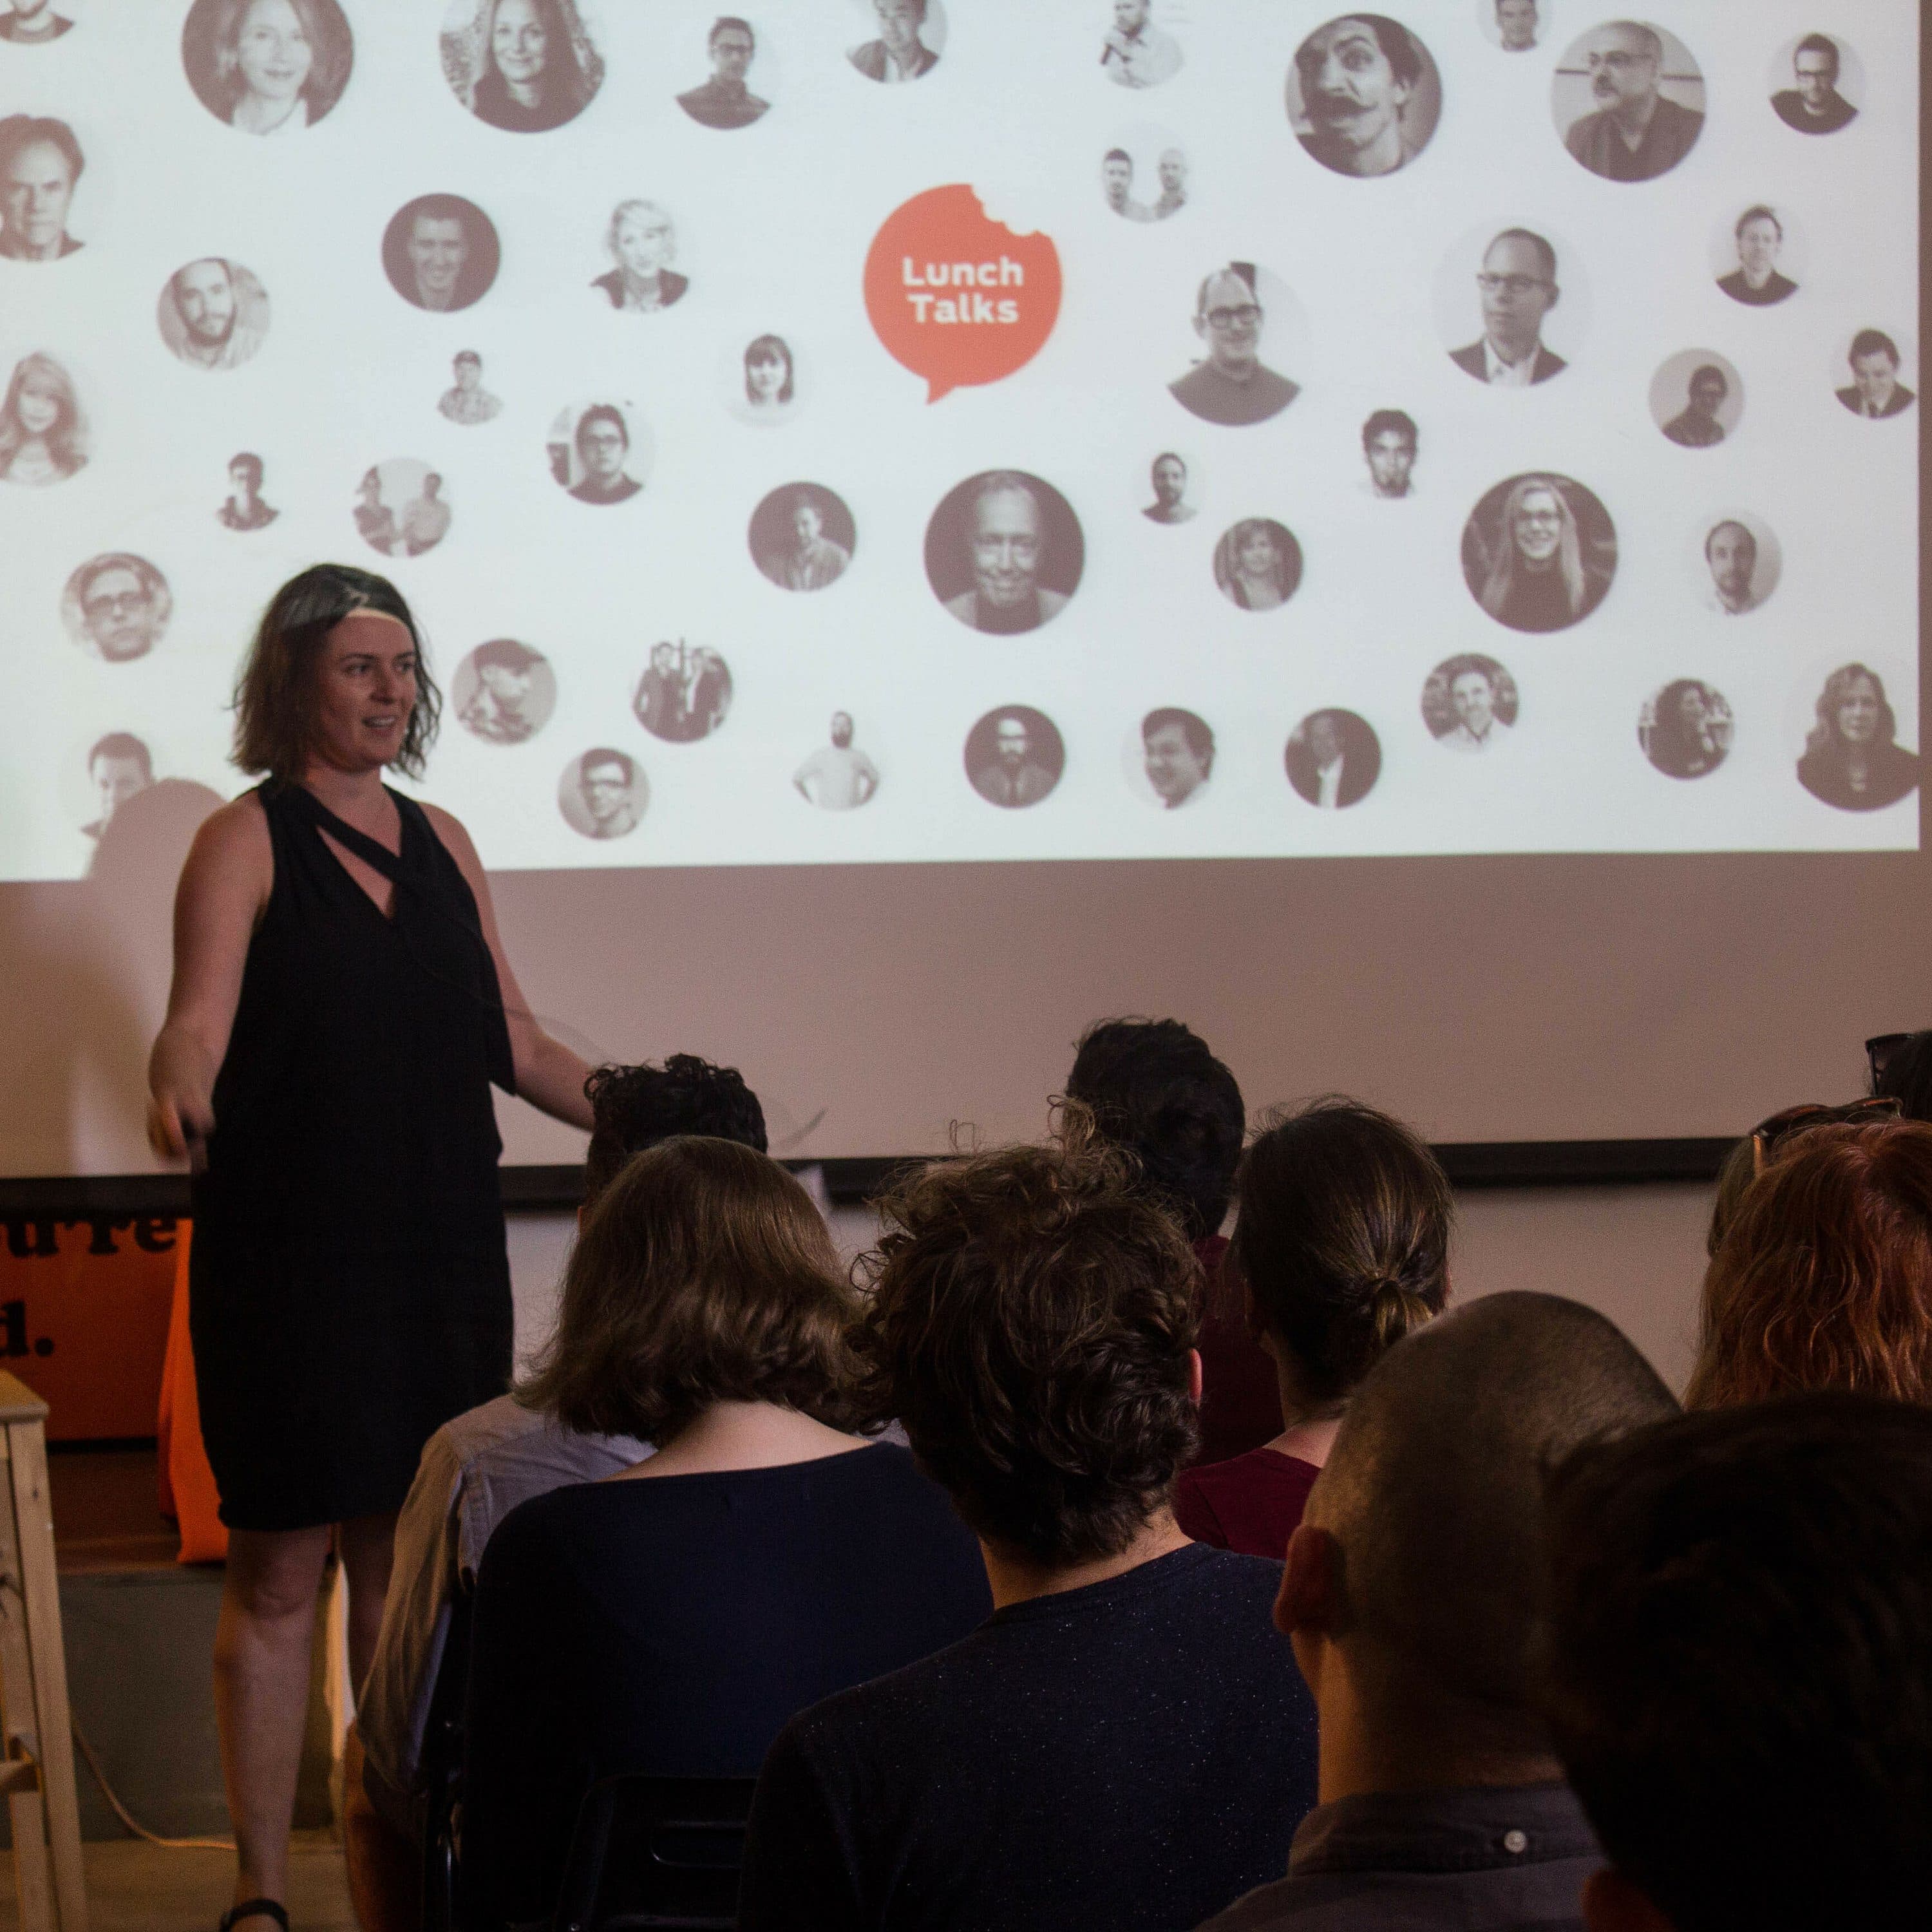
[508,1179,1716,1397]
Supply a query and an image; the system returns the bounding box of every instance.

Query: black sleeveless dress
[189,783,516,1531]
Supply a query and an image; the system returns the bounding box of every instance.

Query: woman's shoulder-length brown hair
[1688,1119,1932,1410]
[517,1135,864,1443]
[231,562,440,782]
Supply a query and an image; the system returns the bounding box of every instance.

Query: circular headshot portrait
[547,399,652,504]
[1212,518,1302,612]
[1128,706,1215,811]
[180,0,354,135]
[1287,14,1441,178]
[1435,222,1589,389]
[1461,473,1617,634]
[1797,663,1918,812]
[592,198,688,314]
[1100,0,1180,89]
[1359,409,1419,499]
[1835,328,1917,421]
[1553,20,1704,182]
[1142,448,1200,524]
[925,470,1083,635]
[730,331,799,424]
[1768,31,1862,137]
[1694,512,1780,618]
[1100,130,1189,224]
[1651,351,1743,450]
[440,0,605,133]
[62,554,171,663]
[0,1,80,44]
[75,730,156,844]
[1285,709,1380,810]
[0,115,88,261]
[218,450,279,530]
[354,460,451,558]
[0,350,87,485]
[1477,0,1544,53]
[633,641,732,743]
[750,484,855,592]
[382,194,499,313]
[1639,679,1731,780]
[676,13,771,129]
[849,0,945,84]
[437,348,501,426]
[558,746,646,841]
[1422,653,1518,751]
[1712,203,1804,308]
[156,258,270,372]
[452,638,556,744]
[794,710,880,811]
[965,706,1063,809]
[1169,261,1305,428]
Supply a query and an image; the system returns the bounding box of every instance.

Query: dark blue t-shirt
[460,1442,990,1925]
[740,1542,1320,1931]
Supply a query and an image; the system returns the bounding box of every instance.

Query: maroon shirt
[1174,1448,1321,1560]
[1191,1236,1285,1467]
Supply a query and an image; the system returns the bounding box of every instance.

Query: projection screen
[0,0,1922,1173]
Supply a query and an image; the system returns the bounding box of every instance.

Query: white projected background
[0,0,1918,885]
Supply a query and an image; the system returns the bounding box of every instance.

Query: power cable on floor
[70,1711,235,1853]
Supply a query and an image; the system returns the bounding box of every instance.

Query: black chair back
[420,1594,473,1932]
[551,1774,757,1932]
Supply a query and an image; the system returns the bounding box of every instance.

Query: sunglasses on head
[1749,1095,1903,1174]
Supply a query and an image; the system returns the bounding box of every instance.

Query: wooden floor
[0,1834,353,1931]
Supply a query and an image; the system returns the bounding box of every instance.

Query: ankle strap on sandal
[219,1901,289,1932]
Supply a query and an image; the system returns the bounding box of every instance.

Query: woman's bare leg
[337,1508,401,1696]
[213,1524,333,1924]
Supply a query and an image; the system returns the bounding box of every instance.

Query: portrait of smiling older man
[1170,263,1300,427]
[938,473,1076,634]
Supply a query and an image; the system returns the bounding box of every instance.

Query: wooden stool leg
[10,1421,88,1932]
[0,1431,55,1932]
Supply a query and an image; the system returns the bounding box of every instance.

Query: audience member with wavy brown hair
[460,1138,988,1927]
[1687,1117,1932,1410]
[739,1119,1319,1932]
[1176,1097,1452,1560]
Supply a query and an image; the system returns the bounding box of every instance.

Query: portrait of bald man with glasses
[1169,262,1300,426]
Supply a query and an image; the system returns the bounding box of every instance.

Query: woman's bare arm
[147,797,274,1164]
[424,804,596,1132]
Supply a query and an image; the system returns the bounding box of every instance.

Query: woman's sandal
[218,1902,289,1932]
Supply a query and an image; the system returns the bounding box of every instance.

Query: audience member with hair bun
[460,1136,987,1928]
[739,1119,1318,1932]
[1175,1097,1452,1560]
[1687,1116,1932,1410]
[1066,1018,1282,1465]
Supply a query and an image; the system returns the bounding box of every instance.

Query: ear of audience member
[1540,1394,1932,1932]
[1200,1292,1676,1932]
[358,1055,768,1857]
[1687,1118,1932,1408]
[738,1119,1320,1932]
[1873,1028,1932,1121]
[460,1138,990,1927]
[1067,1017,1282,1463]
[1176,1099,1451,1560]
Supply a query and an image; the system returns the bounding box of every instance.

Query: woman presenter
[146,565,595,1932]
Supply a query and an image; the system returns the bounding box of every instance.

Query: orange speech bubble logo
[864,184,1063,402]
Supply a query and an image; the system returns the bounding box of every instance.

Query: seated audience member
[738,1124,1320,1932]
[1871,1027,1932,1119]
[357,1057,769,1847]
[1177,1099,1451,1558]
[460,1138,989,1928]
[1686,1115,1932,1410]
[1540,1394,1932,1931]
[1067,1018,1281,1463]
[1202,1293,1676,1929]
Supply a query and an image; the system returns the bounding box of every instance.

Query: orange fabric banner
[156,1223,228,1563]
